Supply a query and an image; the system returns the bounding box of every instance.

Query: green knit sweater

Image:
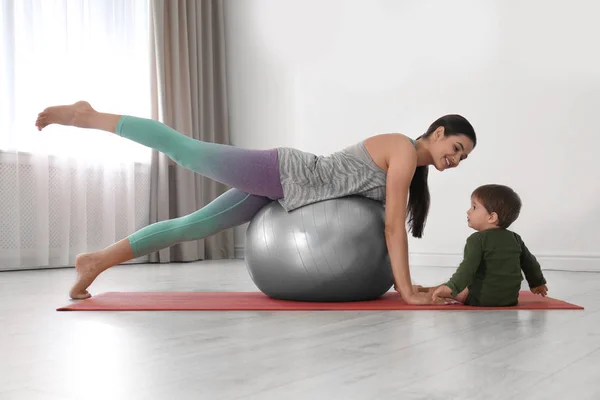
[445,229,547,307]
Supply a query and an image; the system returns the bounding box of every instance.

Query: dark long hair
[407,114,477,238]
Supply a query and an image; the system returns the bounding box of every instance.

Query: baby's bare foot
[35,101,95,131]
[70,253,103,300]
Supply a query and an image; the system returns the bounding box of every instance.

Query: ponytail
[407,165,430,238]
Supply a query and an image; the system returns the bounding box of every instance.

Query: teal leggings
[115,116,285,258]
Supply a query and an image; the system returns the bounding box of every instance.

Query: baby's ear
[488,212,499,224]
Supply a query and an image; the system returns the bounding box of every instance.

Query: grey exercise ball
[244,196,394,302]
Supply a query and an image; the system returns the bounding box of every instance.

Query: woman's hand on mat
[411,284,424,293]
[395,284,447,305]
[418,285,442,294]
[404,292,437,305]
[394,282,415,294]
[531,284,548,297]
[395,283,426,294]
[431,285,453,303]
[407,292,452,305]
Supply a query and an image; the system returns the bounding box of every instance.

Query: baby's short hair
[472,184,522,228]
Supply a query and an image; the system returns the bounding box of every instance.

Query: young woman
[35,101,476,304]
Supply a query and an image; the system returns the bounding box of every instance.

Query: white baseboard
[234,246,245,260]
[234,247,600,272]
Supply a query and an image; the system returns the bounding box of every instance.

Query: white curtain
[0,0,153,270]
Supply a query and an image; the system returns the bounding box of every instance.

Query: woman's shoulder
[363,133,417,172]
[364,133,417,152]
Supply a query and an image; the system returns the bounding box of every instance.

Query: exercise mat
[56,291,584,311]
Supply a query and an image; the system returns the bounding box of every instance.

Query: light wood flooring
[1,261,599,400]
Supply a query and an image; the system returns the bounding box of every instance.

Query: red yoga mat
[56,291,583,311]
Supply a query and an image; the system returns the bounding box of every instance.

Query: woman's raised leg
[35,101,284,199]
[69,189,272,299]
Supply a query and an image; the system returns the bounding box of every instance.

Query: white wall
[224,0,599,271]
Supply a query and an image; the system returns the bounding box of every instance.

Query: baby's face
[466,197,493,231]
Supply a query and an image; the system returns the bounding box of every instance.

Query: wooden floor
[1,260,599,400]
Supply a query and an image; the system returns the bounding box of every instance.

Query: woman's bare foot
[35,101,95,131]
[70,253,103,300]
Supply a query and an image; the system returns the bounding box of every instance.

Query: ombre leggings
[116,116,284,258]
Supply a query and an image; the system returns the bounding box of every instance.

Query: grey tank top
[276,137,417,212]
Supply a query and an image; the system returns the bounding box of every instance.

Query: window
[0,0,152,164]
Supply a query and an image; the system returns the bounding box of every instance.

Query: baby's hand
[531,284,548,297]
[432,285,453,302]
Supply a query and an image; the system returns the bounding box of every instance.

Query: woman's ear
[434,126,445,141]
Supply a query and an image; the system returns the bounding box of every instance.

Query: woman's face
[429,128,475,171]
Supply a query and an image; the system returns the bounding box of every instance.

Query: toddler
[427,184,548,306]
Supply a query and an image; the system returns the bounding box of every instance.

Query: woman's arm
[384,139,432,305]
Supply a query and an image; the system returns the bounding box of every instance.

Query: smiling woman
[31,101,476,304]
[365,114,476,303]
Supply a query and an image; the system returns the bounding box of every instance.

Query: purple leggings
[115,116,284,257]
